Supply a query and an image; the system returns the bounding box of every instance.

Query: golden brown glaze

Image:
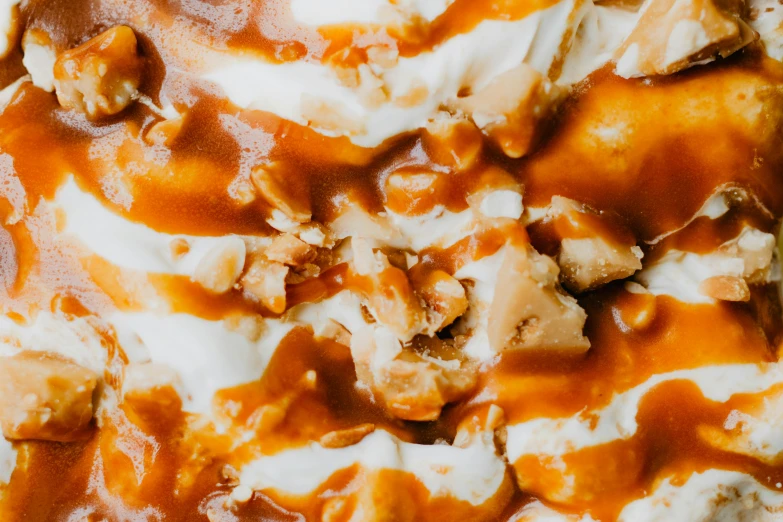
[2,1,783,521]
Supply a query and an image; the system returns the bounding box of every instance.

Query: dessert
[0,0,783,520]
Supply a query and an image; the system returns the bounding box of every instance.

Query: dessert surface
[1,0,783,521]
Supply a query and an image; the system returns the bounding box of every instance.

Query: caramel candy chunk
[615,0,757,77]
[193,236,247,294]
[488,243,590,352]
[454,64,562,158]
[548,197,643,293]
[0,351,98,441]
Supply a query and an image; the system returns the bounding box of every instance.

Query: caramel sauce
[1,2,783,519]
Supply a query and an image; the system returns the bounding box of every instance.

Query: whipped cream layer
[1,0,783,520]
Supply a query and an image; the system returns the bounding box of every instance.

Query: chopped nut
[350,327,476,421]
[393,78,429,108]
[0,351,98,441]
[322,497,350,522]
[366,45,399,68]
[193,236,246,294]
[719,227,775,283]
[699,275,751,302]
[297,222,332,247]
[559,239,643,292]
[615,0,758,77]
[144,116,184,147]
[486,404,506,431]
[548,197,642,292]
[313,318,352,345]
[410,268,469,334]
[467,188,524,221]
[488,243,590,352]
[241,257,289,313]
[247,403,287,434]
[301,94,365,135]
[229,484,253,505]
[222,313,266,341]
[423,113,483,171]
[383,169,445,215]
[356,63,388,108]
[319,423,376,448]
[452,63,562,159]
[265,233,315,266]
[169,238,190,261]
[250,164,312,224]
[352,238,427,342]
[219,464,240,486]
[53,26,144,118]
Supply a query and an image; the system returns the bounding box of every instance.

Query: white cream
[0,0,19,59]
[110,312,294,414]
[291,0,388,25]
[203,0,585,147]
[635,249,744,303]
[721,394,783,462]
[287,290,369,334]
[506,363,783,462]
[636,227,775,303]
[291,0,452,25]
[0,312,108,374]
[477,190,524,220]
[22,39,55,92]
[0,436,14,485]
[510,501,598,522]
[618,470,783,522]
[55,178,261,278]
[239,429,507,505]
[750,0,783,62]
[385,205,476,251]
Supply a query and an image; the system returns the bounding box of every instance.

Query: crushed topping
[2,0,783,520]
[53,26,143,118]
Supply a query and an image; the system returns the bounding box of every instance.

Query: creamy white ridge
[617,470,783,522]
[0,0,19,59]
[110,312,294,415]
[506,363,783,462]
[510,501,597,522]
[239,429,507,505]
[203,0,584,147]
[56,178,259,278]
[636,227,776,303]
[291,0,452,25]
[750,0,783,62]
[0,436,14,485]
[291,0,388,25]
[0,312,108,374]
